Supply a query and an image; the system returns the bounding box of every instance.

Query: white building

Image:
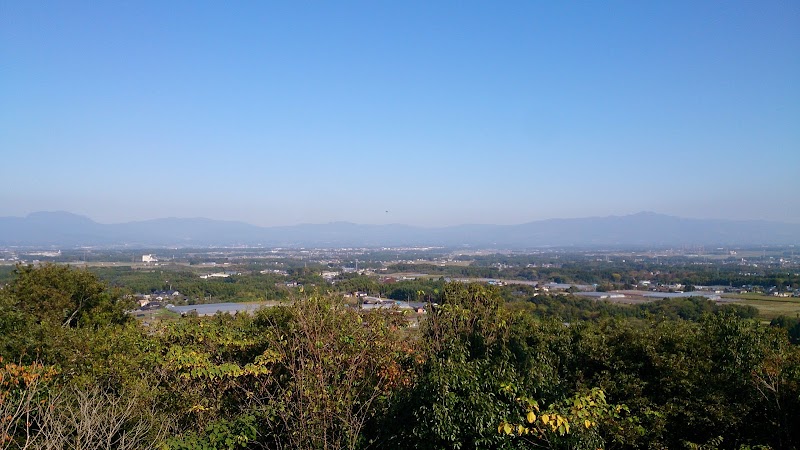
[200,272,230,279]
[142,254,158,263]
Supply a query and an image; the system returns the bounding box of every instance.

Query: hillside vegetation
[1,264,799,449]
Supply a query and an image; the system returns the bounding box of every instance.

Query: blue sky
[1,1,798,226]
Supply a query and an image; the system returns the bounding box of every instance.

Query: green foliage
[6,263,130,328]
[0,264,134,366]
[0,290,39,361]
[376,284,542,449]
[640,297,758,321]
[771,315,800,344]
[1,265,799,449]
[522,293,759,323]
[333,274,382,295]
[152,313,273,434]
[522,293,631,321]
[384,279,446,302]
[498,387,637,449]
[93,266,288,302]
[568,314,800,448]
[254,294,413,450]
[165,415,257,450]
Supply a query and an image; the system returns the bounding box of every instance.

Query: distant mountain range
[0,211,798,248]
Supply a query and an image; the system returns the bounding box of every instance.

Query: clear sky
[1,1,798,226]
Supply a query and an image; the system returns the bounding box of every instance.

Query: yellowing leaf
[503,423,512,435]
[527,411,536,423]
[584,419,592,429]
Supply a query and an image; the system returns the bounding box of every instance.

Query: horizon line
[4,210,800,228]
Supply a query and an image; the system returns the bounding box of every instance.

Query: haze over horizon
[3,209,799,248]
[2,1,798,227]
[5,210,800,228]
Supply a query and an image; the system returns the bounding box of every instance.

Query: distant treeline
[513,293,758,322]
[388,259,800,290]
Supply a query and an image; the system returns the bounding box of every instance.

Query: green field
[723,293,800,321]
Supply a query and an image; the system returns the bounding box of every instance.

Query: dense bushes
[772,315,800,344]
[1,265,799,449]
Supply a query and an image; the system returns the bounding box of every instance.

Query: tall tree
[6,264,128,328]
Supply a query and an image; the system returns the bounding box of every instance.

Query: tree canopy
[1,264,798,449]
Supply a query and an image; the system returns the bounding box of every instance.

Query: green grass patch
[724,294,800,321]
[722,292,795,302]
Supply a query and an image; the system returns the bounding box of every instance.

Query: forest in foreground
[1,264,799,449]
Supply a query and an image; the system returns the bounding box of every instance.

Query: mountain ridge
[0,211,798,248]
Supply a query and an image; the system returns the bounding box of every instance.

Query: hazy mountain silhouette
[0,211,798,248]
